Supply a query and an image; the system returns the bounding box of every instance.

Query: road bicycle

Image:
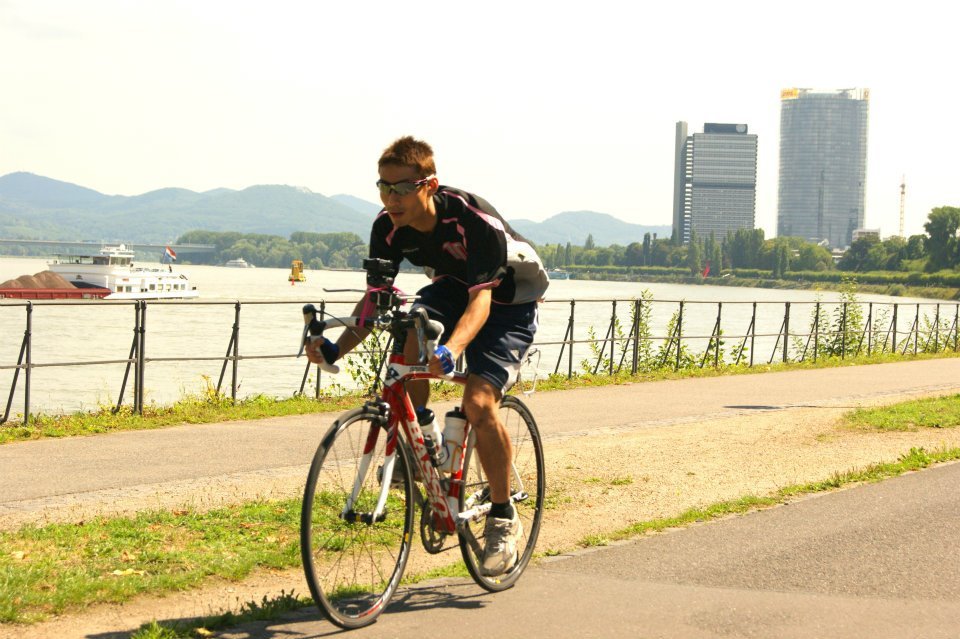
[298,261,545,629]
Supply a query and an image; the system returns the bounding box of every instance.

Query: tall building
[672,122,758,244]
[777,88,869,248]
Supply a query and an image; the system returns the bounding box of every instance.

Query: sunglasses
[376,176,432,197]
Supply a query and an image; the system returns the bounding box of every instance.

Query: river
[0,256,950,417]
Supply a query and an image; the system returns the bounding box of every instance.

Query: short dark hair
[378,136,436,178]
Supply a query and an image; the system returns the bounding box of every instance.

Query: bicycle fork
[341,420,399,524]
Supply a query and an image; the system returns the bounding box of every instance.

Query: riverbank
[567,270,960,301]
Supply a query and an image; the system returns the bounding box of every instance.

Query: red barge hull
[0,288,111,300]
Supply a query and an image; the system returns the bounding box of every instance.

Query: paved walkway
[2,358,960,522]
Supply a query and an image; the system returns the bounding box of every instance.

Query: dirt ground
[5,390,960,639]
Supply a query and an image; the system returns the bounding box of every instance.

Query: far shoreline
[564,270,960,302]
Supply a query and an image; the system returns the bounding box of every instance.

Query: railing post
[632,299,640,375]
[841,302,847,360]
[813,301,820,363]
[892,303,898,353]
[317,300,326,397]
[137,301,146,415]
[750,302,756,367]
[231,302,241,400]
[23,303,33,425]
[715,302,722,368]
[114,301,141,414]
[955,304,959,352]
[132,301,141,412]
[867,302,873,355]
[934,304,941,352]
[609,300,616,376]
[2,307,31,425]
[568,300,575,380]
[783,302,790,363]
[675,301,684,371]
[914,304,920,355]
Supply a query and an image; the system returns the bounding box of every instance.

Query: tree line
[539,206,960,278]
[175,230,368,269]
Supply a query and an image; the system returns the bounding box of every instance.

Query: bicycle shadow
[84,582,490,638]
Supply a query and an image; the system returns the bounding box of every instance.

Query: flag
[161,246,177,263]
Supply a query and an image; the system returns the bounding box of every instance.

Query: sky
[1,0,955,239]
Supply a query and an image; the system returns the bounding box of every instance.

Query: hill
[510,211,671,247]
[0,173,375,243]
[0,173,670,247]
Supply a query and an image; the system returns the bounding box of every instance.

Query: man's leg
[462,374,520,576]
[461,375,512,503]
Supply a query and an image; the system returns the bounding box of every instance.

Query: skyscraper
[777,88,869,248]
[672,122,758,244]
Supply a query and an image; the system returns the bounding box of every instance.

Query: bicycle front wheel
[300,408,415,629]
[459,394,545,591]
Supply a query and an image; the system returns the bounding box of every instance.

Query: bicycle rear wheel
[458,395,545,591]
[300,408,415,629]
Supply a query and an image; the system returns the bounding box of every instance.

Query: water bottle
[438,408,467,473]
[416,407,446,467]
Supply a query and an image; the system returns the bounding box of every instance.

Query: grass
[4,349,959,444]
[840,393,960,431]
[0,501,304,623]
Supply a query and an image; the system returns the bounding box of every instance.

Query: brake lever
[298,303,319,357]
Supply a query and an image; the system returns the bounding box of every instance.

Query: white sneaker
[481,513,522,576]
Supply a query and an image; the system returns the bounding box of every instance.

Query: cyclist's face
[378,164,437,232]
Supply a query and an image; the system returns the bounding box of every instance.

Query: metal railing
[2,297,958,425]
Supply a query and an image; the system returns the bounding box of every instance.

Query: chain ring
[419,499,451,554]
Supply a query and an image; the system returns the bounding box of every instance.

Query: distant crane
[899,175,906,238]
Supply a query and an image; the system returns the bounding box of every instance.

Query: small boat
[548,269,571,280]
[289,259,306,283]
[224,257,253,268]
[48,244,199,300]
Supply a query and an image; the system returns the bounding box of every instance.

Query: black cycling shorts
[411,278,538,395]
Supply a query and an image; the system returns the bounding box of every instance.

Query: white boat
[224,257,254,268]
[48,244,199,300]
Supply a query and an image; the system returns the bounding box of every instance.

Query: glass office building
[777,88,869,248]
[672,122,758,244]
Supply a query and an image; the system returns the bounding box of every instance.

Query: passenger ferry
[547,269,571,280]
[224,257,254,268]
[48,245,199,300]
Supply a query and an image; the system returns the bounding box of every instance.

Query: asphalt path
[216,460,960,639]
[2,358,960,506]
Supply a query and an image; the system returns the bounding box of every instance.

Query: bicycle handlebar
[298,299,450,378]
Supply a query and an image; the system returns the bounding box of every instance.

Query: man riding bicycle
[305,136,548,575]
